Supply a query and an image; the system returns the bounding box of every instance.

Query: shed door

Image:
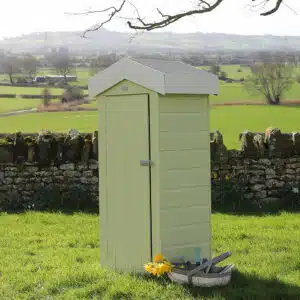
[105,94,151,271]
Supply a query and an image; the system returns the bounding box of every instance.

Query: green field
[0,212,299,299]
[2,106,300,149]
[38,67,90,86]
[211,106,300,148]
[212,82,300,103]
[200,64,300,80]
[2,65,300,105]
[0,98,42,113]
[82,63,300,104]
[0,86,64,95]
[199,64,251,80]
[197,64,300,104]
[0,111,98,133]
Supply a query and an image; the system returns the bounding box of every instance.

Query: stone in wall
[239,131,266,159]
[211,130,228,163]
[265,128,294,158]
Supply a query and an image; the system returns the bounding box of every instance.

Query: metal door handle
[140,160,153,166]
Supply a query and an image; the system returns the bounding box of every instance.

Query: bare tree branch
[69,0,290,35]
[66,0,126,37]
[127,0,224,31]
[255,0,284,16]
[283,2,299,15]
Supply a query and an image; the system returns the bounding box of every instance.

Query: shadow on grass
[212,201,300,217]
[135,270,300,300]
[211,207,283,217]
[2,208,99,215]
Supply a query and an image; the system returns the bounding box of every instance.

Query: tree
[70,0,287,36]
[219,70,227,80]
[22,54,39,81]
[48,47,73,83]
[0,54,20,84]
[89,54,118,76]
[245,59,294,105]
[61,86,84,103]
[42,88,52,106]
[210,64,221,75]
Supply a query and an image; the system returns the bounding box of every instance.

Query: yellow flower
[159,264,169,273]
[151,267,158,276]
[144,263,154,274]
[144,254,173,277]
[212,172,218,179]
[154,253,164,263]
[154,264,166,276]
[225,175,230,181]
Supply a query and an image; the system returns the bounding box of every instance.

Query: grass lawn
[0,98,42,113]
[211,105,300,149]
[0,111,98,133]
[200,65,300,80]
[40,67,90,87]
[212,82,300,104]
[0,86,64,95]
[199,65,251,81]
[2,106,300,149]
[0,212,299,299]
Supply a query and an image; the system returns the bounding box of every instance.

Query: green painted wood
[99,93,151,272]
[160,186,211,209]
[159,132,210,151]
[158,94,212,263]
[161,222,211,248]
[102,79,154,96]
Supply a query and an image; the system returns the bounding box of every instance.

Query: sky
[0,0,300,39]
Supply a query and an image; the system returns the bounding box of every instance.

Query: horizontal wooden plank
[161,222,211,248]
[159,95,208,113]
[160,186,211,209]
[160,149,210,170]
[161,167,210,189]
[159,132,210,151]
[159,113,208,132]
[160,205,210,228]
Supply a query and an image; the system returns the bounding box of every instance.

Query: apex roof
[88,57,219,97]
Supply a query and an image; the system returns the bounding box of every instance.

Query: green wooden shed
[88,57,219,273]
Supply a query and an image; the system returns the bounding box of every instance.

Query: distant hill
[0,28,299,54]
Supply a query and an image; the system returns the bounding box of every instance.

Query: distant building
[33,75,77,83]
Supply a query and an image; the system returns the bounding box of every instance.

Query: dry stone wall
[0,128,300,212]
[0,161,99,212]
[211,128,300,211]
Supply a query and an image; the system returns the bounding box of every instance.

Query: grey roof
[88,57,219,97]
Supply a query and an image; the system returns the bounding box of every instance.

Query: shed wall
[158,94,212,262]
